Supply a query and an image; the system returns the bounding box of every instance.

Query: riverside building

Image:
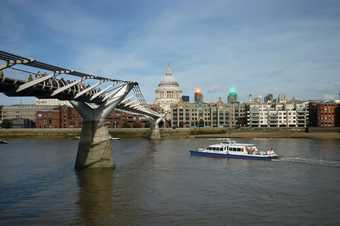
[171,88,249,128]
[309,102,340,127]
[154,65,182,119]
[1,104,38,122]
[1,104,55,128]
[247,97,309,128]
[170,88,241,128]
[36,98,71,106]
[171,100,235,128]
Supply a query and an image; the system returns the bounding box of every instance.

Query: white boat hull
[190,150,278,160]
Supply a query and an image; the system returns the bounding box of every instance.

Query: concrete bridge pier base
[71,101,115,170]
[76,119,113,170]
[150,127,161,139]
[150,117,164,140]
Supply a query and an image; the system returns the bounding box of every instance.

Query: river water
[0,138,340,226]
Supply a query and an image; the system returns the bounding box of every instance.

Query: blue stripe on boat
[190,150,275,161]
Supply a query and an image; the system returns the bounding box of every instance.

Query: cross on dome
[165,64,172,76]
[159,64,179,86]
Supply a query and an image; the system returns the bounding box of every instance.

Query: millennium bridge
[0,50,164,170]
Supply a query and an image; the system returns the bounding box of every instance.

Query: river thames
[1,138,340,226]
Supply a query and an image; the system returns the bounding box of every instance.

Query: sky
[1,0,340,105]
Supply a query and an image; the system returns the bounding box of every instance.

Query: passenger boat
[190,139,278,160]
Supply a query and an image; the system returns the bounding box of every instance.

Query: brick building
[110,111,148,128]
[336,105,340,127]
[309,103,340,127]
[36,109,61,128]
[36,106,82,128]
[317,103,338,127]
[60,106,82,128]
[36,106,149,128]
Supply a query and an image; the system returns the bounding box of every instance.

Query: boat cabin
[226,144,257,153]
[205,143,258,154]
[228,146,244,152]
[206,145,226,151]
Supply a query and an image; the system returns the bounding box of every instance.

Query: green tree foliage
[27,74,33,81]
[1,119,12,129]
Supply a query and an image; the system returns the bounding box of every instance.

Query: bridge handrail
[0,50,127,83]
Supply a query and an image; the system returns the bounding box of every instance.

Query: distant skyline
[1,0,340,105]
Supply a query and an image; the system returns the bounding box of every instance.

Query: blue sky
[1,0,340,105]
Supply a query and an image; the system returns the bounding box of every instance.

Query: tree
[27,74,33,81]
[122,121,131,128]
[1,119,12,129]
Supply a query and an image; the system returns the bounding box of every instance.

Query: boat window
[232,147,240,152]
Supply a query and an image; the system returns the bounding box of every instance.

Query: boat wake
[273,157,340,168]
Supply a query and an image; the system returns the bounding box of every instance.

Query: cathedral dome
[157,65,181,91]
[154,65,182,117]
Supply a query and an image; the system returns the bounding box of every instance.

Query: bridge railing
[0,50,161,119]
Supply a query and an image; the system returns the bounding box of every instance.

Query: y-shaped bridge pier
[0,50,163,170]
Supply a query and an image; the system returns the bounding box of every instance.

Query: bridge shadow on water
[74,141,159,226]
[76,169,115,226]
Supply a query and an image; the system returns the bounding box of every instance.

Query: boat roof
[208,144,225,148]
[208,142,256,147]
[228,143,256,147]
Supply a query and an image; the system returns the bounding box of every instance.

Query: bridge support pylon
[150,117,164,140]
[71,101,115,170]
